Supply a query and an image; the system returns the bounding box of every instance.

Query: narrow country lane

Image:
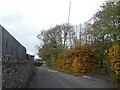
[29,65,114,88]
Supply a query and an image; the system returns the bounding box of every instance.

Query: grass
[91,65,108,75]
[33,66,38,75]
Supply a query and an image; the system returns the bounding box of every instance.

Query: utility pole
[68,0,71,24]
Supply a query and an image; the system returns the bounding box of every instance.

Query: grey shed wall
[0,25,2,58]
[0,25,2,89]
[0,25,26,60]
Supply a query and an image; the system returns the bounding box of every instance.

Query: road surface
[29,64,114,88]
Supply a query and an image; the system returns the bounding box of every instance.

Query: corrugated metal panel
[1,25,26,60]
[0,25,2,58]
[0,25,2,90]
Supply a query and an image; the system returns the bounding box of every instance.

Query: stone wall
[0,25,34,88]
[2,55,34,88]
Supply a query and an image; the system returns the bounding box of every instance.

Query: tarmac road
[29,64,114,88]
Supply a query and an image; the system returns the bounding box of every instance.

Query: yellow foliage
[66,44,96,74]
[50,44,96,74]
[72,57,80,73]
[109,43,120,82]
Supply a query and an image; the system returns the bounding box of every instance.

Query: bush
[66,44,96,74]
[92,65,108,75]
[34,61,43,67]
[109,43,120,83]
[47,44,96,74]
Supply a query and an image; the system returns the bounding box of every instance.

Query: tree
[80,1,120,74]
[37,24,75,63]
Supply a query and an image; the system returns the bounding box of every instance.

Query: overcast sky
[0,0,105,58]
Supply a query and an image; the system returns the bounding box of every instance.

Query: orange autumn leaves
[66,44,96,74]
[48,41,120,82]
[51,44,97,74]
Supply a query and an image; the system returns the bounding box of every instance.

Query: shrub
[66,44,96,74]
[34,61,43,67]
[109,43,120,83]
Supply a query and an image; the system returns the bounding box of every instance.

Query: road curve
[29,64,114,88]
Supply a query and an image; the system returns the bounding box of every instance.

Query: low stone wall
[0,58,2,90]
[2,55,34,88]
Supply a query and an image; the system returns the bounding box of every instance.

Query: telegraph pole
[68,0,71,24]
